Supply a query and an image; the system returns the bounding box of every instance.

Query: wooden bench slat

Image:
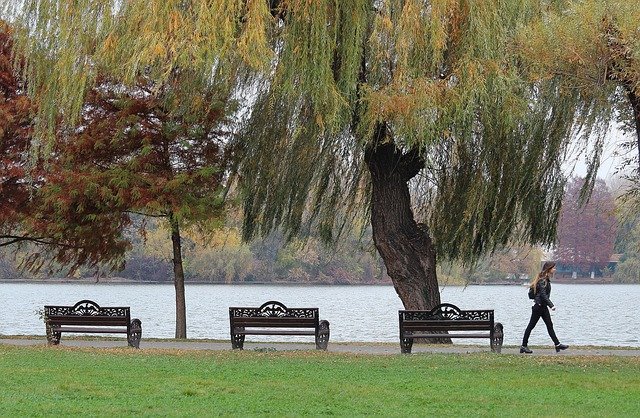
[402,333,492,339]
[52,327,129,334]
[402,321,493,326]
[401,310,495,315]
[402,320,492,326]
[402,325,493,332]
[234,329,317,336]
[231,316,316,322]
[48,318,129,326]
[231,319,317,327]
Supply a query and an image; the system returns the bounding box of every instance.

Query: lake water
[2,282,639,347]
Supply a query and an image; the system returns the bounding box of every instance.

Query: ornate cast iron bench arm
[399,303,503,354]
[44,300,142,348]
[229,301,330,350]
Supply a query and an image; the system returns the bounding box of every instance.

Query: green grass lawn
[1,345,638,417]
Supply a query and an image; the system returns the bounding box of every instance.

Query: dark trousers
[521,303,560,346]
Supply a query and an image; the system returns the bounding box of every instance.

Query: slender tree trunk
[364,126,441,311]
[628,90,640,173]
[169,211,187,339]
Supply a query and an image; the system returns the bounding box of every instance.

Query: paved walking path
[2,337,639,356]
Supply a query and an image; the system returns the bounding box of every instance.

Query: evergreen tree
[1,17,230,335]
[1,20,130,272]
[0,20,34,246]
[48,73,230,338]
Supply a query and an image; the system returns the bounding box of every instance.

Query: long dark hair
[530,261,556,289]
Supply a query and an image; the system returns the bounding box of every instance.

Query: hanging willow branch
[232,0,585,263]
[2,0,273,146]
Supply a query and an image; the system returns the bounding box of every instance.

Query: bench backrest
[229,301,319,328]
[44,300,131,327]
[399,303,494,330]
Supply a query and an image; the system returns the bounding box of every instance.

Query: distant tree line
[5,176,640,284]
[0,217,390,284]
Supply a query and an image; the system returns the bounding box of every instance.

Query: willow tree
[517,0,640,177]
[3,1,578,311]
[234,0,574,310]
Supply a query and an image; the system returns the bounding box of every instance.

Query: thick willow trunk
[364,138,441,312]
[629,90,640,173]
[169,212,187,339]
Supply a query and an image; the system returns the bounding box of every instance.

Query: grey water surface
[2,282,638,347]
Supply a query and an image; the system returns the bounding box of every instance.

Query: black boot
[555,343,568,353]
[520,346,533,354]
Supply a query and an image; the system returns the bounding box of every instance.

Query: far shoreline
[0,278,631,285]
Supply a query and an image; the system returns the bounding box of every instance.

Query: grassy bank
[1,345,638,417]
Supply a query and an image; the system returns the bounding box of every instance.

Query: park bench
[399,303,503,354]
[44,299,142,348]
[229,300,330,350]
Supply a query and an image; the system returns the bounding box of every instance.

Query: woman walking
[520,261,569,354]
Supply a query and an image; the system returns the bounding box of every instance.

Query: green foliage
[1,345,639,416]
[442,244,543,284]
[237,1,576,265]
[0,252,19,278]
[5,1,633,274]
[3,0,264,143]
[517,0,640,179]
[2,217,546,284]
[613,255,640,283]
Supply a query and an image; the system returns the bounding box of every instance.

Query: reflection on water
[1,282,638,347]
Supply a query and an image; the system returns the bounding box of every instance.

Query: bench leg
[491,322,504,353]
[315,320,330,350]
[128,319,142,349]
[231,327,245,350]
[400,337,413,354]
[45,322,61,345]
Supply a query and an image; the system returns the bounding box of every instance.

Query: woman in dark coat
[520,261,569,354]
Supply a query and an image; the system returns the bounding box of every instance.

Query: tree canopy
[236,1,573,261]
[3,1,584,255]
[54,72,231,337]
[1,20,130,273]
[1,0,606,310]
[0,20,33,242]
[1,17,231,334]
[517,0,640,179]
